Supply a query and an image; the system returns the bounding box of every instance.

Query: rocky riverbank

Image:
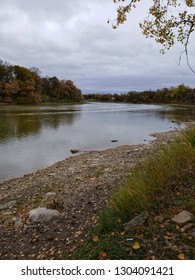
[0,122,194,259]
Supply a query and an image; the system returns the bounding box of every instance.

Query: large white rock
[28,207,60,222]
[172,210,193,225]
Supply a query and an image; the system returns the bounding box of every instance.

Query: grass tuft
[67,127,195,260]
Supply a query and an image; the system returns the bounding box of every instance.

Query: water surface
[0,102,194,181]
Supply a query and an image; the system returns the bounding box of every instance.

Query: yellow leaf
[120,231,125,236]
[178,253,185,260]
[132,242,140,250]
[92,234,99,242]
[117,218,122,223]
[99,251,107,258]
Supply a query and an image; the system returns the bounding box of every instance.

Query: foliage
[110,0,195,70]
[84,84,195,104]
[0,59,83,104]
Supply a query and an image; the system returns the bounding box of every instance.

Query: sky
[0,0,195,93]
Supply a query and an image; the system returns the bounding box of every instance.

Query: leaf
[99,251,107,258]
[120,231,125,236]
[117,218,122,223]
[178,253,185,260]
[92,234,99,242]
[132,242,140,250]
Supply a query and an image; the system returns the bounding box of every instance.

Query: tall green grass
[67,127,195,259]
[99,127,195,232]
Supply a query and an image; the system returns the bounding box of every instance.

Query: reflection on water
[0,102,194,181]
[0,104,80,142]
[156,106,195,123]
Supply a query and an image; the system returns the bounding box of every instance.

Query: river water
[0,102,194,181]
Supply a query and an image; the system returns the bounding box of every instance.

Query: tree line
[84,84,195,104]
[0,60,83,104]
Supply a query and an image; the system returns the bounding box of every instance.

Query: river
[0,102,194,181]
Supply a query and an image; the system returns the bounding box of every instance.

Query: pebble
[48,173,56,177]
[70,149,80,154]
[181,223,194,233]
[45,192,57,199]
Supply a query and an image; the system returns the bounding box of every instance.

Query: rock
[123,212,148,232]
[48,173,56,177]
[70,149,80,154]
[13,218,23,229]
[172,210,193,226]
[45,192,57,200]
[28,207,60,222]
[149,134,156,138]
[104,168,111,172]
[0,200,17,210]
[44,192,61,209]
[181,223,194,233]
[68,167,75,172]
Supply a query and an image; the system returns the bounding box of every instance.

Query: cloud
[0,0,194,92]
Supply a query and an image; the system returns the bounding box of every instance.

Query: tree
[0,59,83,104]
[110,0,195,71]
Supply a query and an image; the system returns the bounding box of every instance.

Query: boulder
[172,210,193,226]
[28,207,60,222]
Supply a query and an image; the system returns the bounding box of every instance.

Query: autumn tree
[13,65,41,104]
[111,0,195,71]
[0,60,83,104]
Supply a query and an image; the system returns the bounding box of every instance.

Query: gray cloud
[0,0,194,92]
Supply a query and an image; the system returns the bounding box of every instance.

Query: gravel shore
[0,122,194,259]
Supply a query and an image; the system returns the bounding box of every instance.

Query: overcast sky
[0,0,195,93]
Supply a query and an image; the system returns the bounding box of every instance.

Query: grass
[66,127,195,260]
